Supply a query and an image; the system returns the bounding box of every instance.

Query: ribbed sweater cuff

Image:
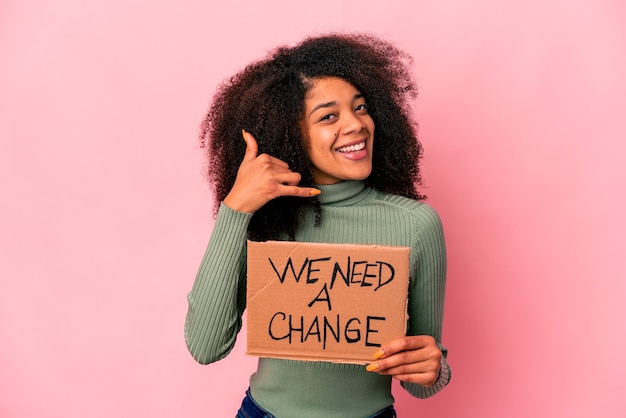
[214,202,253,237]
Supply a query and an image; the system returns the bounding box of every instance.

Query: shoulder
[373,191,443,225]
[370,191,445,243]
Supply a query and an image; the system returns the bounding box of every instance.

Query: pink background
[1,1,625,417]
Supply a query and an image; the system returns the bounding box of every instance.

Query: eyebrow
[308,94,364,117]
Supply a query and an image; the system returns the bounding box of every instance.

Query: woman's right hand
[223,130,321,213]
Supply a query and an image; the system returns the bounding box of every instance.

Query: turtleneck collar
[315,181,372,206]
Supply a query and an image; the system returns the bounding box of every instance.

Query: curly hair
[200,33,424,241]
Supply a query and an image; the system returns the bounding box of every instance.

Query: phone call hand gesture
[223,130,321,214]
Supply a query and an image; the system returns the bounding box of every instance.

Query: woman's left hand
[366,335,442,386]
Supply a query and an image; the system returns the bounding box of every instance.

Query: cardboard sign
[246,240,410,364]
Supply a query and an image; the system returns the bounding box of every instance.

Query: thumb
[241,129,258,162]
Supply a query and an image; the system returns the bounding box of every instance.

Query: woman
[185,33,451,418]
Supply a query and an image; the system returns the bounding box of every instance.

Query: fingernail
[366,363,379,372]
[241,129,247,140]
[310,189,321,196]
[373,349,385,360]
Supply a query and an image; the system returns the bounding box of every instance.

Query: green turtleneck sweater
[185,181,450,417]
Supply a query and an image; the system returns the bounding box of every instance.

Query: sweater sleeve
[401,203,451,398]
[184,203,253,364]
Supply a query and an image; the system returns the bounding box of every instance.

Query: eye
[319,113,336,122]
[355,103,368,113]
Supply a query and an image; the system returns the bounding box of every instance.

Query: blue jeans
[236,389,397,418]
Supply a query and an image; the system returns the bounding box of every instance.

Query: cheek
[366,116,375,134]
[309,129,337,151]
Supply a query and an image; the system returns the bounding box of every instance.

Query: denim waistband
[236,388,396,418]
[370,404,397,418]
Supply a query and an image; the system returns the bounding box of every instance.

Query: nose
[341,112,366,135]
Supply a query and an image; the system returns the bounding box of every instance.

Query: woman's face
[301,77,375,185]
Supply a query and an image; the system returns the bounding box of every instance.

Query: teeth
[337,142,365,152]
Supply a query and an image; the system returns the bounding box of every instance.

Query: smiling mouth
[337,141,366,153]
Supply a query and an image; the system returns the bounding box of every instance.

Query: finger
[273,171,303,186]
[278,184,321,198]
[254,152,290,170]
[379,353,441,385]
[389,370,440,386]
[371,352,440,374]
[367,351,421,373]
[241,129,258,162]
[377,335,434,358]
